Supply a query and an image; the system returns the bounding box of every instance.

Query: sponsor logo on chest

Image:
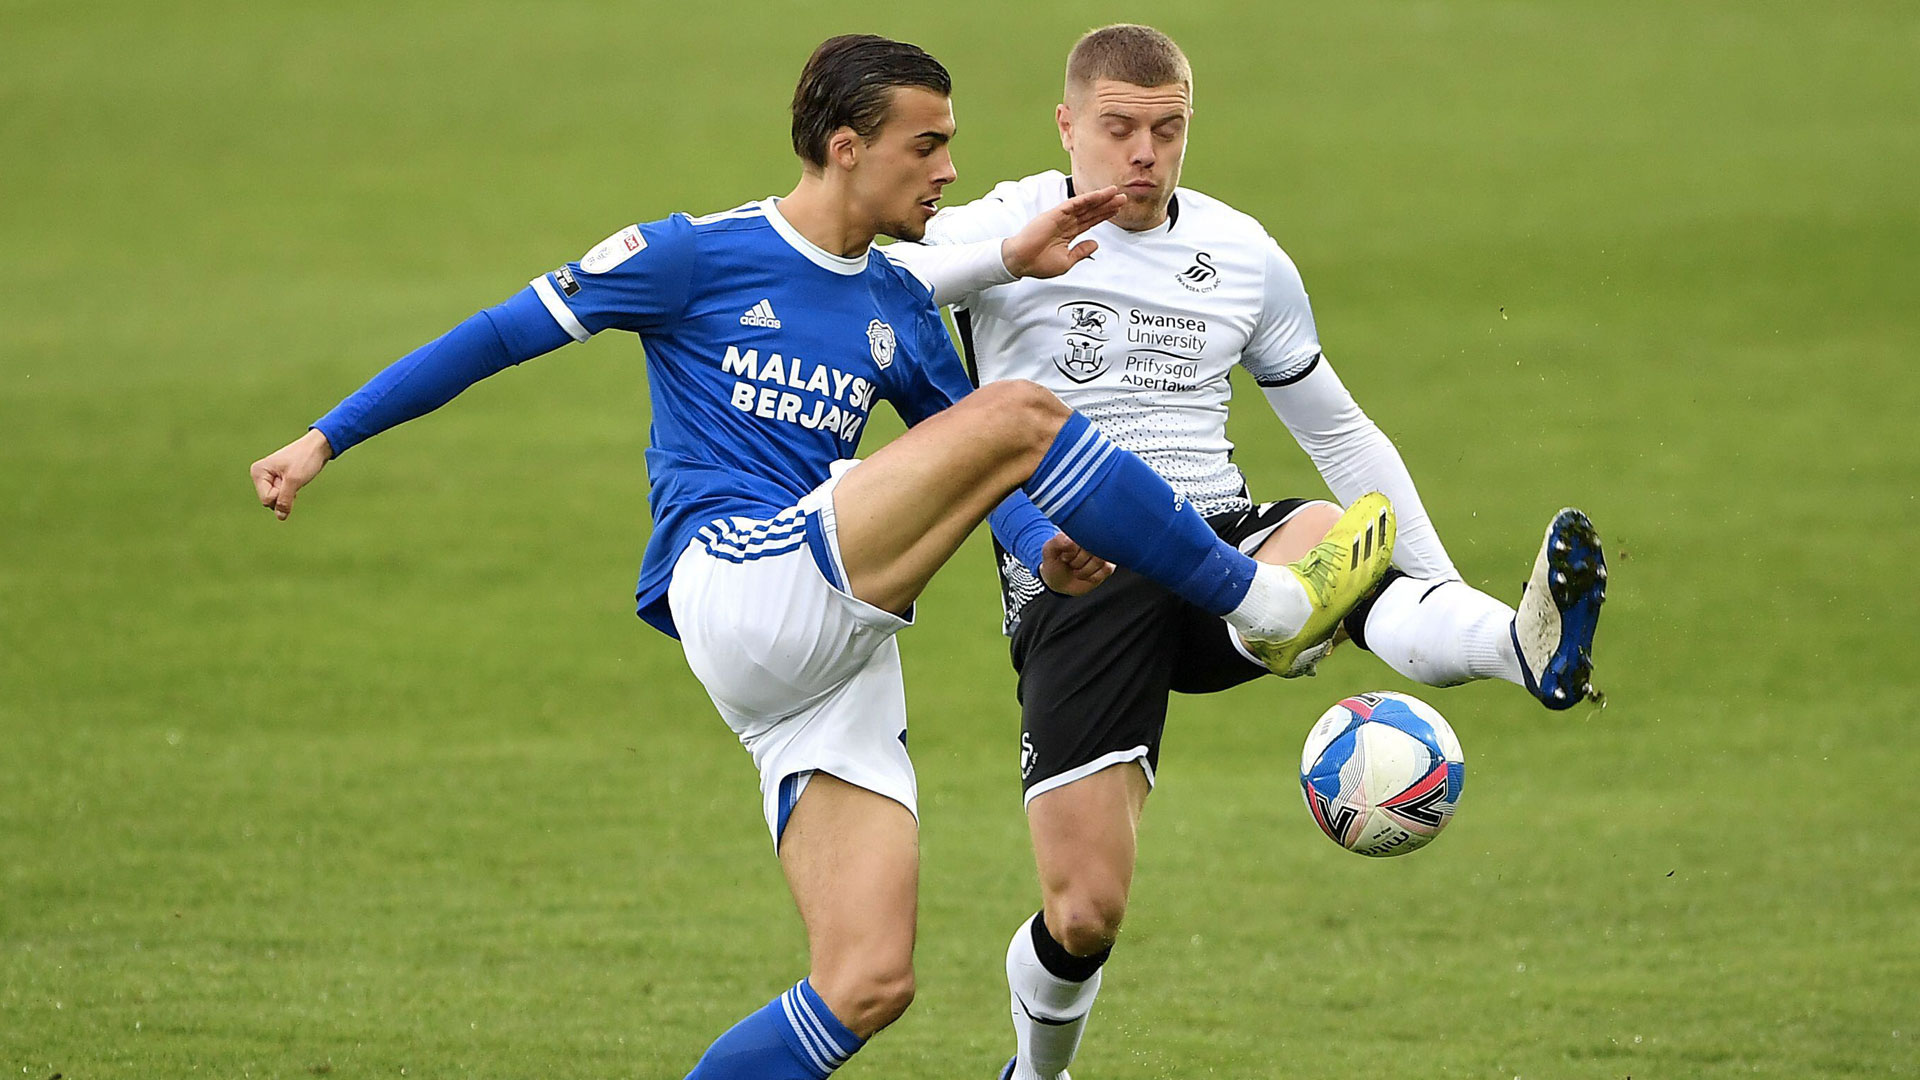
[1054,301,1116,383]
[1052,301,1217,392]
[719,344,879,444]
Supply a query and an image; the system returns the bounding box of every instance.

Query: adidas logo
[740,299,781,329]
[1347,506,1393,569]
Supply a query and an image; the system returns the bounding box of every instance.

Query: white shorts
[667,464,917,848]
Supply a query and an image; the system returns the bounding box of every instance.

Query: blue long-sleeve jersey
[315,199,1052,637]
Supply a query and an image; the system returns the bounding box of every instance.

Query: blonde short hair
[1065,24,1192,102]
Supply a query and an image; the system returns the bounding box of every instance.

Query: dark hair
[791,35,952,168]
[1065,24,1192,101]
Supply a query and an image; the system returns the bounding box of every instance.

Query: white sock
[1361,576,1524,687]
[1223,562,1312,640]
[1007,915,1102,1080]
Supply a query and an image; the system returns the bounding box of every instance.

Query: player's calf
[811,962,917,1037]
[681,978,874,1079]
[1230,499,1347,676]
[1005,911,1105,1080]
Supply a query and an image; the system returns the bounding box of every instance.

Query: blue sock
[1024,412,1256,615]
[685,978,865,1079]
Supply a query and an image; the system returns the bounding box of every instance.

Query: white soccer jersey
[890,170,1459,592]
[909,170,1322,517]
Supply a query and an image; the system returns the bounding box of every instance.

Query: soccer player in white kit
[887,25,1607,1080]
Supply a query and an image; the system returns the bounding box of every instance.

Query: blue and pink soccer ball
[1300,691,1465,857]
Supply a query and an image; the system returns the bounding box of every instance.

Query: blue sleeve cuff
[989,491,1057,572]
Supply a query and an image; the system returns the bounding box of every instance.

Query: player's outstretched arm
[246,288,576,522]
[250,429,334,520]
[886,186,1126,306]
[1263,362,1456,580]
[1246,237,1455,578]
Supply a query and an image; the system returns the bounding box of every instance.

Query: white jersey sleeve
[881,180,1035,306]
[1240,237,1324,386]
[925,179,1034,245]
[880,239,1014,307]
[1261,359,1458,580]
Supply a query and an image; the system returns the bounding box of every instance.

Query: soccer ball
[1299,691,1465,857]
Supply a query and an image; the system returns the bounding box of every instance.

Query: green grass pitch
[4,1,1917,1075]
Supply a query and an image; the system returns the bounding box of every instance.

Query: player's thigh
[1027,760,1151,913]
[780,772,919,995]
[1250,498,1343,564]
[831,380,1066,615]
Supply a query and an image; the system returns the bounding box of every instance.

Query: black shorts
[1001,498,1323,801]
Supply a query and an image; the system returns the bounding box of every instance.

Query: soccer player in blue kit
[248,36,1396,1078]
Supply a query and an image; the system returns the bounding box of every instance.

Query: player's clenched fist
[250,428,334,520]
[1037,530,1114,596]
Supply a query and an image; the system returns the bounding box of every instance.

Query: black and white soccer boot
[1227,625,1338,677]
[998,1058,1069,1080]
[1512,507,1607,709]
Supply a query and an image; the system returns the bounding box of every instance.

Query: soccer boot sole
[1512,507,1607,709]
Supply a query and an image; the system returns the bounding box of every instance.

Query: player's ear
[827,126,861,172]
[1055,103,1074,153]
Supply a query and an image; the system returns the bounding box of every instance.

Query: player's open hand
[250,429,334,520]
[1000,185,1127,280]
[1038,531,1115,597]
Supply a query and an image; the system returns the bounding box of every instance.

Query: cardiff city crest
[867,319,896,369]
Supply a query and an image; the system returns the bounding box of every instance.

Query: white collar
[761,198,869,275]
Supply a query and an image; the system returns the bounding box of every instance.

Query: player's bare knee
[968,379,1070,457]
[811,946,916,1034]
[1011,379,1072,441]
[837,965,916,1034]
[1045,890,1127,956]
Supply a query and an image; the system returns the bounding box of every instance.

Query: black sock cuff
[1343,567,1408,653]
[1031,909,1110,982]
